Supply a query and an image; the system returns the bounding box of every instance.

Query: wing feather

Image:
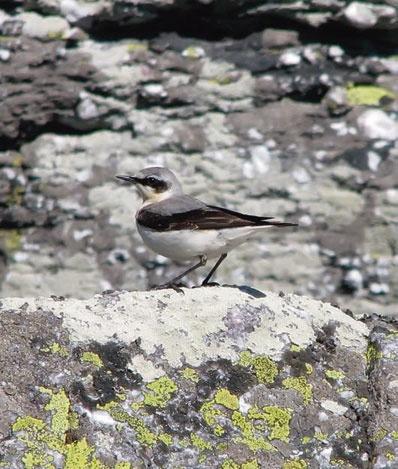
[137,204,297,231]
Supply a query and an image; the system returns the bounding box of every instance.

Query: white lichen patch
[321,400,348,416]
[128,355,164,382]
[1,288,370,375]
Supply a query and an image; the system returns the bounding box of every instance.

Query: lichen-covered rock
[1,0,398,321]
[0,287,397,468]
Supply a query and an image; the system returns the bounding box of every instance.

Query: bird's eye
[146,177,158,185]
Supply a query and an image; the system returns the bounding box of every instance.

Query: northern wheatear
[117,167,297,289]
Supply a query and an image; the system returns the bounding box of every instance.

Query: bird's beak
[116,175,140,184]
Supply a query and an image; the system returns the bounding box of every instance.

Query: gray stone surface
[0,287,397,468]
[1,1,398,320]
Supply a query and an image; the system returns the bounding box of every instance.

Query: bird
[116,167,297,290]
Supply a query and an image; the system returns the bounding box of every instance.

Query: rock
[279,50,301,67]
[1,0,398,321]
[385,189,398,205]
[76,93,100,120]
[369,282,390,295]
[0,48,10,61]
[367,150,382,172]
[261,28,299,49]
[343,2,377,28]
[324,86,351,116]
[367,320,398,468]
[343,269,364,292]
[0,37,99,147]
[328,45,344,59]
[1,287,397,468]
[357,109,398,140]
[19,12,71,40]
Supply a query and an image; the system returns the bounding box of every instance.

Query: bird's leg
[202,253,227,286]
[154,255,207,292]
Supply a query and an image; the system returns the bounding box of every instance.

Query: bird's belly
[137,224,263,261]
[137,225,227,261]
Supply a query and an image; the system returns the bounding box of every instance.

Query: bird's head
[116,167,182,204]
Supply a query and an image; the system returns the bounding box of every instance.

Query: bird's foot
[201,281,220,287]
[152,282,186,294]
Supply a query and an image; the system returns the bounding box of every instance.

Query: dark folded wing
[207,205,275,222]
[137,204,297,231]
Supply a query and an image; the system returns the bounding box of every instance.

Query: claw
[201,281,220,287]
[152,282,186,294]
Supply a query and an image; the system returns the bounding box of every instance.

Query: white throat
[141,190,175,207]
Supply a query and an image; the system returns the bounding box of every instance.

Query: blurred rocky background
[0,0,397,317]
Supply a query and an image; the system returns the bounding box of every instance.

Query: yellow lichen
[209,75,234,86]
[64,439,92,469]
[346,84,395,106]
[12,417,46,432]
[221,460,240,469]
[130,402,144,411]
[41,342,69,358]
[366,343,382,364]
[214,424,225,436]
[143,376,177,408]
[200,400,222,427]
[0,229,22,253]
[242,461,260,469]
[290,344,302,352]
[282,376,313,404]
[325,369,345,380]
[47,30,65,40]
[314,431,328,441]
[158,433,173,446]
[232,411,275,452]
[127,42,148,53]
[248,406,292,442]
[263,406,292,442]
[304,363,313,375]
[239,351,278,384]
[220,459,260,469]
[22,451,54,469]
[214,388,239,410]
[12,389,131,469]
[115,463,131,469]
[181,367,199,383]
[372,428,388,442]
[41,388,70,440]
[81,352,103,368]
[182,46,204,59]
[190,433,212,451]
[282,459,308,469]
[330,459,346,467]
[106,406,157,447]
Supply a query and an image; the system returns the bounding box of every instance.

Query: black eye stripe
[146,177,159,184]
[143,176,168,191]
